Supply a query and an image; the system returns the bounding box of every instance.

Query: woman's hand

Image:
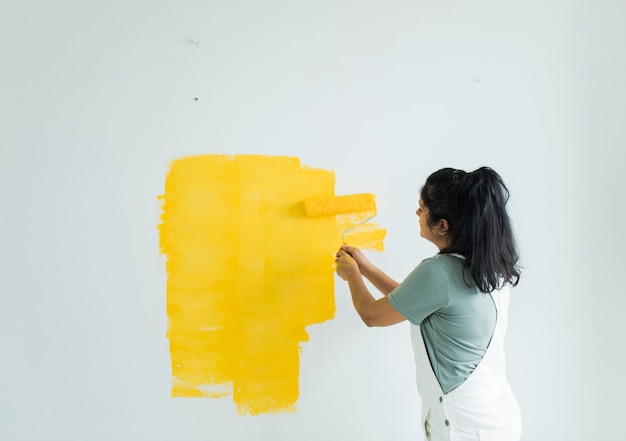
[334,244,407,327]
[340,244,372,272]
[337,244,399,296]
[335,246,361,280]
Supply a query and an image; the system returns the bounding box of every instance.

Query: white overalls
[411,285,522,441]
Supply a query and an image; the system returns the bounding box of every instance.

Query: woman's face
[416,198,433,241]
[416,198,448,249]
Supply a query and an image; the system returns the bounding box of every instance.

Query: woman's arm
[335,246,406,327]
[340,244,400,296]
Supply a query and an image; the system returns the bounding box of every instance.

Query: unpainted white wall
[588,1,626,439]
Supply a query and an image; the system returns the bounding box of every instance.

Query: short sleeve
[387,258,450,325]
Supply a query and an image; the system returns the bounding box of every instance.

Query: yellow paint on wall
[158,154,385,415]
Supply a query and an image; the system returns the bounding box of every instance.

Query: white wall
[1,1,622,440]
[588,2,626,439]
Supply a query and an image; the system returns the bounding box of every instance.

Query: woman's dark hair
[420,167,521,293]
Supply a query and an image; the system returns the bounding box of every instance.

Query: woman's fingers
[341,244,368,265]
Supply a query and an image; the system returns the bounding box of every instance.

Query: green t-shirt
[388,254,496,393]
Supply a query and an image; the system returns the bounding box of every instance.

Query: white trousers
[424,404,522,441]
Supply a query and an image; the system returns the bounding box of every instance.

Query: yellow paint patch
[344,225,387,251]
[158,154,385,415]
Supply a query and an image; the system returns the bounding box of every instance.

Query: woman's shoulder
[413,254,469,290]
[409,254,458,285]
[419,253,464,271]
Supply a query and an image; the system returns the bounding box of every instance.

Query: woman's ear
[437,219,450,236]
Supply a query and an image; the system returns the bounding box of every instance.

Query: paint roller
[303,193,377,241]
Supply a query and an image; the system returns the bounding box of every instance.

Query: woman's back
[389,254,497,393]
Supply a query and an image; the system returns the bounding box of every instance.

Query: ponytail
[421,167,521,293]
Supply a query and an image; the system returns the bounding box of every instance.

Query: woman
[335,167,522,441]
